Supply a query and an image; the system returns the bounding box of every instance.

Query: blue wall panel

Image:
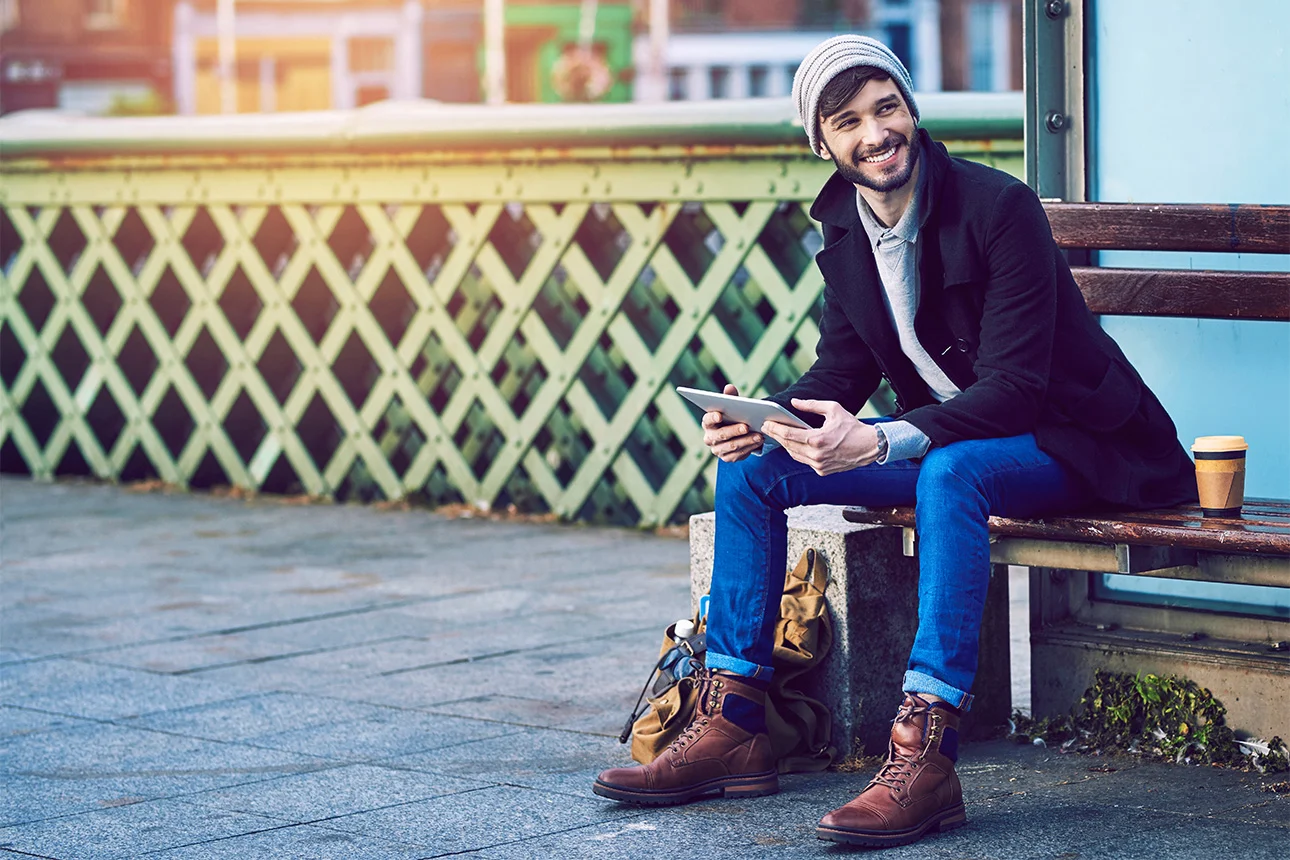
[1090,0,1289,614]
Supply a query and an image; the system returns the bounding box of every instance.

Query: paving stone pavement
[1,477,1286,859]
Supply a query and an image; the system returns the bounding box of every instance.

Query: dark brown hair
[818,66,893,121]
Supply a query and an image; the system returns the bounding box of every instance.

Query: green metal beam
[0,95,1022,160]
[1,104,1023,526]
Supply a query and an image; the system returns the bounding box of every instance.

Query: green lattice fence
[0,102,1022,526]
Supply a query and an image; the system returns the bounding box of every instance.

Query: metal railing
[0,96,1023,525]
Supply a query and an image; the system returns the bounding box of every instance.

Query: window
[967,1,1012,92]
[708,66,729,100]
[0,0,19,35]
[749,66,768,98]
[884,23,912,73]
[349,38,394,74]
[86,0,126,31]
[667,68,687,101]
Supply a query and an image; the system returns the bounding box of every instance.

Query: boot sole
[592,771,779,806]
[816,803,967,847]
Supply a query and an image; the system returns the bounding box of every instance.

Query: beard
[826,130,920,193]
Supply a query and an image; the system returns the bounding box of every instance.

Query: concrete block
[0,721,326,810]
[690,506,1011,757]
[252,708,518,759]
[0,658,242,721]
[183,763,486,821]
[316,784,632,853]
[392,725,624,798]
[0,798,278,859]
[140,822,428,859]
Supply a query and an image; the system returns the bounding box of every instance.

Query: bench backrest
[1041,203,1290,321]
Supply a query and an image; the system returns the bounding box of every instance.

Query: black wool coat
[768,128,1196,509]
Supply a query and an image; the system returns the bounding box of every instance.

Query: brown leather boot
[593,669,778,805]
[817,693,967,847]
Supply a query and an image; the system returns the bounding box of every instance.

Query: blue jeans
[704,422,1094,711]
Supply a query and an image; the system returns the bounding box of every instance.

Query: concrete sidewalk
[1,477,1285,859]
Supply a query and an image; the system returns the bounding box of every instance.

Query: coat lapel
[809,133,980,404]
[815,228,901,358]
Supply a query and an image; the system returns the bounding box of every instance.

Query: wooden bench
[691,203,1288,754]
[842,201,1290,739]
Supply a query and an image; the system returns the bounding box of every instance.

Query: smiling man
[593,35,1195,848]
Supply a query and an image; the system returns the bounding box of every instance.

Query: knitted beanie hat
[792,34,920,158]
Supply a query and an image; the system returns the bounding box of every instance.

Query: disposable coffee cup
[1191,436,1248,518]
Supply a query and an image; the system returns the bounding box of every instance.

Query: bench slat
[1072,267,1290,321]
[1044,203,1290,254]
[842,500,1290,558]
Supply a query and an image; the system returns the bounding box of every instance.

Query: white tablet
[676,387,810,430]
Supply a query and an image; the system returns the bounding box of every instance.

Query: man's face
[819,77,919,194]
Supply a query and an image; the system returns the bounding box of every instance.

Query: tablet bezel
[676,387,810,430]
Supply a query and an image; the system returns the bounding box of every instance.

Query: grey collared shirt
[855,163,960,463]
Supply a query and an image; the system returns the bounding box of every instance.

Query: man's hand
[702,384,765,462]
[759,398,880,475]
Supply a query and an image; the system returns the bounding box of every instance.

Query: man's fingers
[714,434,762,461]
[704,422,749,443]
[722,383,740,397]
[761,420,813,445]
[789,397,831,415]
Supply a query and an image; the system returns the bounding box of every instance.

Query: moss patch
[1012,670,1288,772]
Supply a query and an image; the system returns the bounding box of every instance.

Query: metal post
[172,1,197,115]
[640,0,668,103]
[217,0,237,114]
[577,0,597,47]
[913,0,943,92]
[399,0,424,100]
[1023,0,1085,200]
[484,0,506,105]
[258,55,276,113]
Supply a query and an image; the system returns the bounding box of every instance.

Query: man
[593,35,1196,848]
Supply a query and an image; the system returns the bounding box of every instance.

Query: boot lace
[870,699,932,791]
[666,668,721,754]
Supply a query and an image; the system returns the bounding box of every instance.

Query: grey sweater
[854,163,960,462]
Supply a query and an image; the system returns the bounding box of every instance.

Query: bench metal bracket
[901,526,1288,586]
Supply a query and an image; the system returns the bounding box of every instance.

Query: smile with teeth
[861,145,899,164]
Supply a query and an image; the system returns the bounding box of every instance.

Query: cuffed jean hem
[706,650,774,682]
[903,670,974,712]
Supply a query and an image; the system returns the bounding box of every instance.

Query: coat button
[955,338,970,353]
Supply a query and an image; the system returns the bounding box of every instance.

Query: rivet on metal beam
[1045,0,1067,19]
[1045,112,1067,133]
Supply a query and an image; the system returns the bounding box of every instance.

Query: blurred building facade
[172,0,426,114]
[646,0,1021,102]
[170,0,634,113]
[0,0,1020,115]
[0,0,173,115]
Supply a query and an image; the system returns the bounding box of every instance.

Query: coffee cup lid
[1191,435,1248,453]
